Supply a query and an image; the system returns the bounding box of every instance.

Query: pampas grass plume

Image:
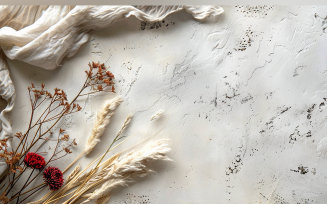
[84,96,123,155]
[150,109,164,121]
[82,139,171,203]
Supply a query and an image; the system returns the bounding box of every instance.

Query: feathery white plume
[150,109,164,121]
[116,114,132,137]
[82,139,171,203]
[84,96,123,155]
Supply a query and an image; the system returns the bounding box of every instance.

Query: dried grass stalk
[94,193,111,204]
[84,96,123,155]
[116,114,132,137]
[46,152,120,204]
[150,109,164,121]
[100,153,120,169]
[82,139,171,203]
[65,164,81,183]
[69,168,94,189]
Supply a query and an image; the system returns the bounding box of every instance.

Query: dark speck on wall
[290,165,309,174]
[140,20,175,30]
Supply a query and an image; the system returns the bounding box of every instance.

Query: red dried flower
[43,166,64,191]
[24,152,46,169]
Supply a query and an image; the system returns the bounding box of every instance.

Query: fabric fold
[0,49,15,174]
[0,5,223,70]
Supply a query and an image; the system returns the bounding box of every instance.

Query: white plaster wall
[7,6,327,204]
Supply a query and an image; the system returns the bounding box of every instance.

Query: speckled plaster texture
[7,5,327,204]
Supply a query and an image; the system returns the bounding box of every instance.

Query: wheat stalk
[65,164,81,183]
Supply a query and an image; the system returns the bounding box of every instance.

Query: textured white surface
[6,5,327,204]
[0,5,222,177]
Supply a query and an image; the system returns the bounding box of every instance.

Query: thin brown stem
[9,183,46,202]
[34,95,49,109]
[18,95,39,154]
[12,136,60,198]
[20,81,87,160]
[11,168,35,198]
[18,184,46,204]
[14,106,35,154]
[4,166,27,193]
[49,153,68,162]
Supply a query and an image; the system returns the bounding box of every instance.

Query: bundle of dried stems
[0,61,171,204]
[0,62,116,203]
[83,139,171,203]
[32,108,169,204]
[35,138,170,204]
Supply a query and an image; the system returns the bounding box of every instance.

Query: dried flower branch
[0,61,116,203]
[1,60,172,204]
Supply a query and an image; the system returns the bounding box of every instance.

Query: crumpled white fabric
[0,5,223,70]
[0,5,223,174]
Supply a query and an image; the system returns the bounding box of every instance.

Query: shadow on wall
[0,97,6,113]
[0,49,8,113]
